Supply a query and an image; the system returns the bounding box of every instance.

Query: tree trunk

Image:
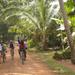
[42,31,48,50]
[59,0,75,64]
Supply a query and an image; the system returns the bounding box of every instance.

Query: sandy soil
[0,47,55,75]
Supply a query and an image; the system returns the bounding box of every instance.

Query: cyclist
[19,39,27,61]
[2,43,7,63]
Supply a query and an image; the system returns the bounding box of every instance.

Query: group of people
[0,38,27,64]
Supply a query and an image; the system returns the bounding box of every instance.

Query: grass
[28,48,75,75]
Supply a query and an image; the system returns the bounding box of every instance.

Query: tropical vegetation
[0,0,75,64]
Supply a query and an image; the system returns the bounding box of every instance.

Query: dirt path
[58,60,75,72]
[0,47,55,75]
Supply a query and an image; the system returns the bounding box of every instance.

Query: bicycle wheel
[20,51,24,64]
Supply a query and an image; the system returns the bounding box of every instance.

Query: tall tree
[23,0,60,50]
[59,0,75,64]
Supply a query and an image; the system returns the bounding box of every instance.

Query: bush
[53,49,71,60]
[27,39,36,48]
[53,52,63,60]
[62,50,71,59]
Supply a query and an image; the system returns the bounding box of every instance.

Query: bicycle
[20,49,26,64]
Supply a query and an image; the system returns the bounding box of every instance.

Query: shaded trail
[0,47,55,75]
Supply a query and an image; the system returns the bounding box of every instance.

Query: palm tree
[59,0,75,64]
[22,0,60,50]
[0,0,60,50]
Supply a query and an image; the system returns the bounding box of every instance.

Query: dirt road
[0,47,55,75]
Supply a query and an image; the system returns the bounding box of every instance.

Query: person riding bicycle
[2,43,6,63]
[19,39,27,60]
[9,40,14,60]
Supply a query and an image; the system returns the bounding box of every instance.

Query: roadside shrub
[53,49,71,60]
[62,50,71,59]
[27,39,36,48]
[53,52,63,60]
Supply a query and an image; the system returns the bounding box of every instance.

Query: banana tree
[22,0,60,50]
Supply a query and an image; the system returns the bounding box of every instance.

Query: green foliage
[0,22,9,42]
[62,50,71,59]
[27,39,36,48]
[0,0,73,51]
[53,49,71,60]
[64,0,75,13]
[0,0,60,49]
[53,52,63,60]
[65,0,75,27]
